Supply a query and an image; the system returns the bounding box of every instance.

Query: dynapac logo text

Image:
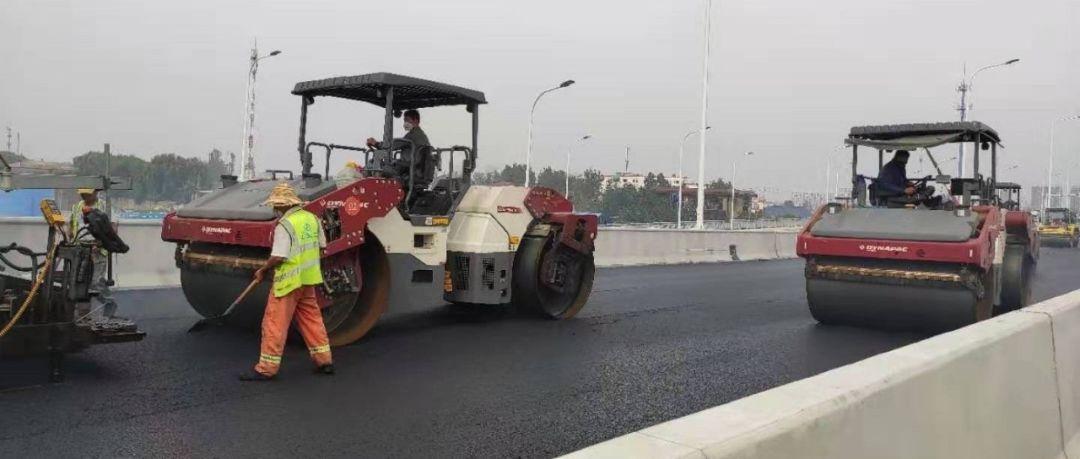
[201,226,232,235]
[858,244,908,253]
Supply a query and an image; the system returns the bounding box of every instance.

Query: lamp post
[730,151,754,230]
[823,144,847,204]
[565,135,591,198]
[955,58,1020,177]
[239,45,282,181]
[525,80,575,187]
[678,126,710,229]
[695,0,713,229]
[1046,115,1080,210]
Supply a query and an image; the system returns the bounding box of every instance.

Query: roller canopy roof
[291,72,487,110]
[995,182,1021,190]
[846,122,1001,150]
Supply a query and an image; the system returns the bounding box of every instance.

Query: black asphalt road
[2,248,1080,458]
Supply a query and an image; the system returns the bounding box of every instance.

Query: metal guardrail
[601,218,806,231]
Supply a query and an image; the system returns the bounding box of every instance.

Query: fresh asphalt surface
[2,248,1080,458]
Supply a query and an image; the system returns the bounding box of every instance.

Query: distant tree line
[472,163,734,224]
[73,149,230,204]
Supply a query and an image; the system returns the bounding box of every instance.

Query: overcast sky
[2,0,1078,198]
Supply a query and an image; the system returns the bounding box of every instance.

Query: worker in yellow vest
[240,182,334,381]
[69,188,119,320]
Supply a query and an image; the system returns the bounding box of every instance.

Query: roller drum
[805,258,992,334]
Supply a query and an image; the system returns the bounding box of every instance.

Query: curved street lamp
[955,58,1020,177]
[730,151,754,230]
[677,126,710,228]
[525,80,575,187]
[240,46,282,181]
[565,134,591,198]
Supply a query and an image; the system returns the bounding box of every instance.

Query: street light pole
[695,0,713,229]
[239,43,281,181]
[565,135,591,198]
[823,144,846,205]
[955,58,1019,177]
[730,151,754,230]
[1046,115,1080,210]
[678,126,710,229]
[525,80,575,187]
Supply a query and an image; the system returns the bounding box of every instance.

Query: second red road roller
[161,73,598,345]
[798,122,1038,333]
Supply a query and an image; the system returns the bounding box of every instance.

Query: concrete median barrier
[1025,294,1080,457]
[2,219,800,288]
[593,228,798,267]
[565,289,1080,459]
[0,217,178,289]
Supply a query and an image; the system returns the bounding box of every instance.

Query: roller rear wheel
[512,235,595,319]
[325,236,390,346]
[997,244,1033,314]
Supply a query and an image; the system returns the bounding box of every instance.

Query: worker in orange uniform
[239,182,335,381]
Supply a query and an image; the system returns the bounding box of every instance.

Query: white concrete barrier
[594,228,798,267]
[1026,295,1080,457]
[565,289,1080,459]
[0,217,178,289]
[2,219,800,288]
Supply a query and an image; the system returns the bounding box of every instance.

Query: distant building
[762,201,812,219]
[600,172,694,191]
[1031,185,1079,211]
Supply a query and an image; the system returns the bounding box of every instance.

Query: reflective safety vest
[272,208,324,297]
[70,200,108,256]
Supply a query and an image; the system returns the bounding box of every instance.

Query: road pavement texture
[2,248,1080,457]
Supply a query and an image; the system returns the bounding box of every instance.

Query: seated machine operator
[875,150,942,208]
[876,150,912,200]
[365,109,433,184]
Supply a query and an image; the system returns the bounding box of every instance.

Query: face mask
[403,121,414,131]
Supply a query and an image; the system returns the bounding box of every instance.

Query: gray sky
[2,0,1078,198]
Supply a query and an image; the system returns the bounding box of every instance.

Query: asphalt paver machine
[0,159,144,382]
[797,122,1039,333]
[162,73,599,346]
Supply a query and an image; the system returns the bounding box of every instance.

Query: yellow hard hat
[77,188,97,195]
[345,161,358,169]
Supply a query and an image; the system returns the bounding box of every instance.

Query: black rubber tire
[998,244,1033,314]
[512,235,595,319]
[326,236,390,347]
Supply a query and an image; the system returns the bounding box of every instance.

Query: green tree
[72,151,150,202]
[568,168,604,211]
[535,166,565,190]
[0,150,25,165]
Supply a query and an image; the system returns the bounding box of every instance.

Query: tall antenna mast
[240,40,259,181]
[624,146,630,173]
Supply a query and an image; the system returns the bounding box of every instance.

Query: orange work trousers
[254,285,333,377]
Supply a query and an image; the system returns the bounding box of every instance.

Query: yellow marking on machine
[812,264,962,283]
[443,268,453,293]
[183,252,265,270]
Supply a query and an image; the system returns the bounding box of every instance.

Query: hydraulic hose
[0,242,59,339]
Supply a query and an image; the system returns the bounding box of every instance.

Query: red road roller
[161,73,598,345]
[797,122,1038,333]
